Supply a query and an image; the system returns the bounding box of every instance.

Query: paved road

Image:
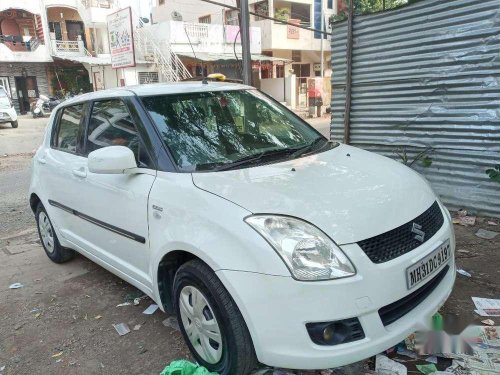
[0,116,47,156]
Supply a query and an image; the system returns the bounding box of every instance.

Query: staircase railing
[134,18,192,82]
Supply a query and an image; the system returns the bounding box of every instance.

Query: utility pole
[320,0,324,77]
[236,0,252,85]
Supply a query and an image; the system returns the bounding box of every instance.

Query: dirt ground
[0,120,498,375]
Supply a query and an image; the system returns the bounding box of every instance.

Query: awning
[53,54,150,66]
[53,54,112,66]
[177,52,291,63]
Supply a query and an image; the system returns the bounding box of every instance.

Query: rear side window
[54,104,84,153]
[86,99,151,167]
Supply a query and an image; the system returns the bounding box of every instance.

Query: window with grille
[138,72,159,84]
[198,15,211,24]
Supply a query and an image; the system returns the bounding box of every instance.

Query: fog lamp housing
[306,318,365,346]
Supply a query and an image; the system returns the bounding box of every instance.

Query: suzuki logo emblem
[411,223,425,243]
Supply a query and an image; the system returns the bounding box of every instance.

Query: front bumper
[216,216,455,369]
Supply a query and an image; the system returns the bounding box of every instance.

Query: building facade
[151,0,337,110]
[0,0,159,113]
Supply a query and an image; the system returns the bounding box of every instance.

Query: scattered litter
[133,324,141,331]
[416,363,437,374]
[134,298,141,306]
[457,249,470,254]
[9,283,23,289]
[113,323,130,336]
[396,347,418,359]
[487,220,498,226]
[425,356,438,364]
[55,359,62,363]
[404,333,416,351]
[472,297,500,317]
[475,228,498,240]
[94,315,102,320]
[162,316,180,331]
[160,360,217,375]
[376,355,407,374]
[481,319,495,326]
[459,216,476,226]
[457,209,467,217]
[30,308,40,313]
[1,365,5,371]
[34,313,41,318]
[142,304,159,315]
[116,302,132,307]
[456,269,472,278]
[51,352,63,358]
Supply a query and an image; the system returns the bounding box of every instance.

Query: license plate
[406,239,451,290]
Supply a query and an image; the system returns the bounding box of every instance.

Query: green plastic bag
[416,363,438,375]
[160,360,218,375]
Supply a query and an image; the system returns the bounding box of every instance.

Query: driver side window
[86,99,152,168]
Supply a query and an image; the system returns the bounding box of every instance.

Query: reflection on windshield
[142,89,325,171]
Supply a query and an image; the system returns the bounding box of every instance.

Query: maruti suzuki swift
[29,82,455,374]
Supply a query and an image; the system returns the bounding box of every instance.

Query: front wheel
[11,120,18,128]
[173,260,258,375]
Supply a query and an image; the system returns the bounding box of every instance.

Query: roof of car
[62,81,254,106]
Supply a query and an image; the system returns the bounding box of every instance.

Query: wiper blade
[213,147,301,171]
[290,137,327,159]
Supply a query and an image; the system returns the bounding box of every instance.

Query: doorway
[15,76,39,114]
[65,20,86,48]
[49,21,63,40]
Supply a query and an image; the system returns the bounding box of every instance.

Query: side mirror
[88,146,137,174]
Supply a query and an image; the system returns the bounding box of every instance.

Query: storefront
[0,62,49,114]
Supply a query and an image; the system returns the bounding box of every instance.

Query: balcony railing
[0,35,41,52]
[184,23,210,42]
[80,0,114,8]
[51,39,91,57]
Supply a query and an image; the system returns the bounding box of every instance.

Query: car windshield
[141,89,331,171]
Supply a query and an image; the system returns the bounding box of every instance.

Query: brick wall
[0,63,49,113]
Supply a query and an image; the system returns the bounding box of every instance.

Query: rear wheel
[35,203,75,263]
[11,120,18,128]
[173,260,258,375]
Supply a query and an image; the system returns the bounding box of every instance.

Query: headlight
[245,215,356,281]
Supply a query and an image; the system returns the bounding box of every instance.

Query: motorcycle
[31,95,61,118]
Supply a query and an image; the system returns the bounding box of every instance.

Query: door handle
[72,168,87,178]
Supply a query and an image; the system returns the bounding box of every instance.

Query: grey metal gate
[330,0,500,216]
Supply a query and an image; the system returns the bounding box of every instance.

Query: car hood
[192,144,437,244]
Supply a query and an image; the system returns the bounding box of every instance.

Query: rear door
[63,98,157,289]
[42,103,88,240]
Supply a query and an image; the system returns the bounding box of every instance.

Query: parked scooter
[31,95,61,118]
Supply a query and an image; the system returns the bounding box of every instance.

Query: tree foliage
[331,0,409,23]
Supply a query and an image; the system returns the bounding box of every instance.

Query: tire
[11,120,18,128]
[35,203,75,263]
[173,260,258,375]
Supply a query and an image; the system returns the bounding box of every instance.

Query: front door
[65,98,156,289]
[15,76,38,114]
[65,20,86,48]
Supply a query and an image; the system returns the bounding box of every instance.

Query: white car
[0,87,18,128]
[29,82,455,374]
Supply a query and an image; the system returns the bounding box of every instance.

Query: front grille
[379,265,449,326]
[358,201,444,263]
